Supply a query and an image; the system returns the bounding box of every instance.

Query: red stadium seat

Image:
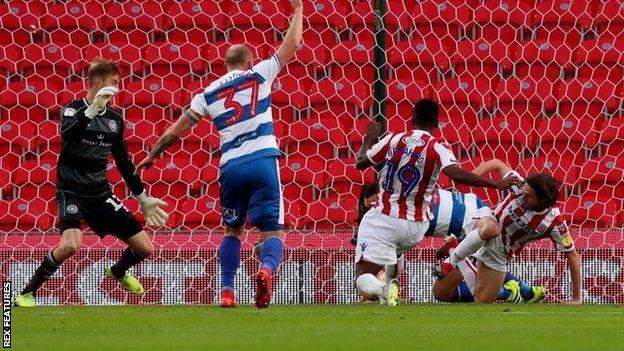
[123,119,160,156]
[302,0,349,47]
[537,116,599,163]
[472,0,531,43]
[0,198,54,232]
[279,157,326,210]
[138,42,207,86]
[0,81,58,123]
[388,39,451,84]
[473,116,536,166]
[574,39,624,84]
[270,77,308,123]
[519,156,579,198]
[275,42,328,88]
[531,0,593,49]
[411,0,472,48]
[563,196,622,228]
[454,157,502,206]
[433,121,473,160]
[347,118,371,156]
[495,78,556,119]
[118,78,187,122]
[452,39,514,89]
[513,40,574,82]
[100,1,169,47]
[0,45,22,85]
[308,78,372,130]
[594,0,624,40]
[82,43,143,79]
[577,156,624,203]
[12,159,56,201]
[58,81,88,107]
[18,43,84,90]
[555,79,622,119]
[384,1,414,46]
[386,79,432,122]
[434,77,493,127]
[32,120,60,161]
[0,1,44,46]
[0,168,11,200]
[301,195,358,231]
[41,1,103,46]
[228,1,288,45]
[172,197,222,230]
[284,118,348,163]
[330,40,375,84]
[160,1,230,45]
[597,118,624,158]
[141,157,199,200]
[324,158,376,197]
[348,1,375,44]
[195,160,221,198]
[0,120,37,166]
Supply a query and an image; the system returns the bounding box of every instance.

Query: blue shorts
[219,157,284,231]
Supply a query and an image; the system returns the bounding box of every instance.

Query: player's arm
[355,119,383,170]
[444,164,520,190]
[564,248,582,304]
[60,87,118,140]
[134,113,194,174]
[471,159,513,178]
[112,124,168,227]
[275,0,303,66]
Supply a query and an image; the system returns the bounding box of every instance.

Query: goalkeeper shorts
[57,191,143,240]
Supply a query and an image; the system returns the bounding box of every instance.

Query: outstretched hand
[495,174,523,191]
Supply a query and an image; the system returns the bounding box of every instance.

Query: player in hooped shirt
[135,0,303,308]
[353,99,521,305]
[433,159,582,304]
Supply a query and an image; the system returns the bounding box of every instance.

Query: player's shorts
[57,190,143,240]
[219,156,284,231]
[462,206,496,235]
[473,236,508,272]
[355,208,429,266]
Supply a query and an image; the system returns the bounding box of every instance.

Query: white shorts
[355,208,429,266]
[473,235,509,272]
[462,206,496,235]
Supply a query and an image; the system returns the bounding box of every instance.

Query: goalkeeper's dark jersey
[57,98,144,197]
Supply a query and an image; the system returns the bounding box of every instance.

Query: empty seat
[275,42,328,88]
[82,43,143,79]
[348,1,375,44]
[203,42,269,80]
[228,1,287,45]
[532,0,593,49]
[270,77,308,123]
[432,121,473,160]
[577,156,624,202]
[537,116,598,163]
[519,156,579,198]
[0,198,53,232]
[141,156,199,200]
[384,1,414,46]
[138,42,207,85]
[279,157,326,210]
[160,1,230,45]
[284,118,348,163]
[411,0,472,48]
[330,40,375,83]
[388,39,451,83]
[0,81,58,123]
[556,79,622,119]
[574,39,624,84]
[563,196,622,228]
[100,1,168,47]
[472,0,531,43]
[0,120,36,166]
[434,77,492,127]
[118,78,187,122]
[597,118,624,158]
[18,43,84,89]
[0,1,44,46]
[454,157,502,206]
[12,159,57,201]
[194,159,221,198]
[495,78,556,119]
[324,158,376,197]
[300,195,358,231]
[473,116,536,166]
[385,79,432,121]
[513,40,574,82]
[594,0,624,40]
[452,39,514,89]
[172,197,222,230]
[302,0,348,46]
[308,78,372,130]
[41,1,103,46]
[0,45,22,85]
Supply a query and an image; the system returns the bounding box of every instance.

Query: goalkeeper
[14,58,168,307]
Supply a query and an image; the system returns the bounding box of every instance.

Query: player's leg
[218,225,244,307]
[500,271,547,303]
[473,260,507,303]
[432,266,466,302]
[248,158,285,308]
[448,215,499,268]
[15,192,85,307]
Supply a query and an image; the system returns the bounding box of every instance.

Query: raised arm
[355,119,382,170]
[134,114,193,174]
[471,159,514,178]
[275,0,303,66]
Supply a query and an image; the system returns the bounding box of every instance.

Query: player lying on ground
[353,99,521,306]
[134,0,303,309]
[431,159,582,304]
[14,59,168,307]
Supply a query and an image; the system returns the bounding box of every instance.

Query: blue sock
[260,237,283,273]
[218,236,241,292]
[504,271,535,300]
[451,282,475,302]
[497,287,511,300]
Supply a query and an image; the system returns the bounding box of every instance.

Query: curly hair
[525,172,560,208]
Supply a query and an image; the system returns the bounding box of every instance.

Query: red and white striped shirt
[366,130,458,221]
[493,171,574,258]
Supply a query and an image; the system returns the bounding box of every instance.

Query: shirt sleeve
[502,170,525,196]
[111,121,145,196]
[433,141,459,170]
[251,54,283,84]
[366,133,393,165]
[549,213,575,252]
[185,93,210,126]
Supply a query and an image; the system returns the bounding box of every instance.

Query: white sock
[356,273,385,298]
[457,259,478,295]
[449,229,486,266]
[384,255,405,284]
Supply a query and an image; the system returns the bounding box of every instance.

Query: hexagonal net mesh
[0,0,623,305]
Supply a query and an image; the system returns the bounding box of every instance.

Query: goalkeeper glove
[136,191,169,227]
[85,86,118,119]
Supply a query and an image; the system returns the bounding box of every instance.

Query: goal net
[1,0,623,305]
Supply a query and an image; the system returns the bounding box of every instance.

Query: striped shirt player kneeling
[353,99,522,306]
[14,58,169,307]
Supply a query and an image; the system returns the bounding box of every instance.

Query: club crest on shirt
[108,120,118,133]
[403,136,425,147]
[66,204,78,214]
[63,108,76,117]
[561,233,574,247]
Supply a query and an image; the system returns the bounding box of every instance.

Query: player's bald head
[225,44,253,71]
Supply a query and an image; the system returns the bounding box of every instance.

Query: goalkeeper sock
[218,236,241,292]
[449,229,486,266]
[110,248,144,279]
[260,236,283,273]
[22,251,60,295]
[384,255,404,284]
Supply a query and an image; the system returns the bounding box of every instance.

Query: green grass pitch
[11,304,624,351]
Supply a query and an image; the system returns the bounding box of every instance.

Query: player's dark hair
[87,57,120,85]
[412,99,440,130]
[526,173,560,209]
